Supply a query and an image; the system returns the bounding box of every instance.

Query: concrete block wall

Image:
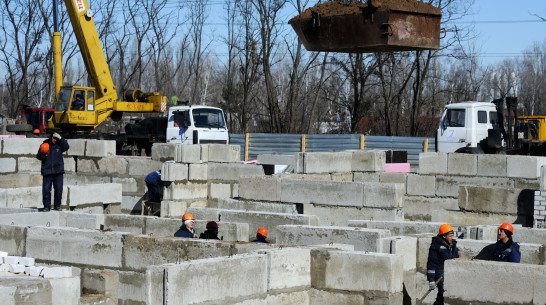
[535,190,546,228]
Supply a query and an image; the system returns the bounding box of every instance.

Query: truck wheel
[6,124,33,132]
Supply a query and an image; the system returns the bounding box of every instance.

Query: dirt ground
[291,0,441,21]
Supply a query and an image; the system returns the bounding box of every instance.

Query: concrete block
[0,224,27,256]
[175,144,201,163]
[64,212,104,230]
[42,266,73,278]
[147,253,266,304]
[63,156,76,173]
[331,173,352,181]
[0,251,7,257]
[348,220,446,236]
[151,143,177,161]
[207,144,241,163]
[66,139,86,156]
[2,138,44,155]
[378,236,417,271]
[542,165,546,191]
[353,171,380,182]
[514,227,546,244]
[68,184,122,206]
[97,157,128,175]
[0,173,35,188]
[207,162,264,181]
[0,186,67,209]
[26,226,124,268]
[112,177,138,193]
[82,269,119,300]
[127,158,162,176]
[379,172,408,184]
[478,154,507,177]
[280,179,364,207]
[431,209,517,226]
[163,181,207,200]
[363,182,404,208]
[311,249,403,293]
[17,157,41,172]
[104,214,149,235]
[200,144,210,162]
[0,158,16,173]
[507,155,546,179]
[259,248,311,290]
[25,266,44,277]
[459,185,521,214]
[302,152,352,174]
[307,204,403,226]
[447,153,477,175]
[406,174,436,196]
[158,200,189,218]
[276,225,390,251]
[309,289,364,305]
[0,276,53,304]
[84,140,116,157]
[209,183,231,199]
[239,176,281,201]
[76,159,99,173]
[419,152,447,174]
[435,175,513,197]
[219,210,319,243]
[350,150,386,172]
[161,161,188,182]
[19,257,34,266]
[48,276,81,305]
[185,207,221,222]
[188,163,207,180]
[235,291,309,305]
[4,256,19,264]
[257,154,296,167]
[218,198,298,214]
[9,264,26,273]
[444,259,546,304]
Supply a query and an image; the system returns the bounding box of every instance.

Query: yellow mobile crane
[48,0,166,133]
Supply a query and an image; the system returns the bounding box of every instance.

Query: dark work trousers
[433,279,444,305]
[42,173,63,209]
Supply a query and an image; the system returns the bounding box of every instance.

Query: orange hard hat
[182,213,195,221]
[33,129,40,134]
[40,143,50,154]
[257,227,268,237]
[438,224,454,235]
[498,223,514,234]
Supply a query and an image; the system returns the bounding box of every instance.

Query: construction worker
[426,224,459,305]
[494,223,521,263]
[199,221,220,240]
[144,170,163,203]
[252,227,268,243]
[36,132,70,212]
[33,129,40,137]
[174,213,196,238]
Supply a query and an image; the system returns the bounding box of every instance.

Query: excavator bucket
[289,0,442,53]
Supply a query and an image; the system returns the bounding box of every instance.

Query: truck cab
[436,102,499,152]
[166,105,229,144]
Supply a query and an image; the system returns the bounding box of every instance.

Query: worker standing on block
[36,132,69,212]
[174,213,196,238]
[426,224,459,305]
[252,227,269,243]
[494,223,521,263]
[199,221,220,240]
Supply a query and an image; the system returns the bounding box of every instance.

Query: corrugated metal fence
[230,133,436,165]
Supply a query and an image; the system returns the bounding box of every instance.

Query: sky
[461,0,546,65]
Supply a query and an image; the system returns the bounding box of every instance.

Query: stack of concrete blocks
[236,151,404,227]
[444,260,546,305]
[535,165,546,228]
[412,152,545,224]
[147,247,405,305]
[153,143,264,217]
[0,250,81,305]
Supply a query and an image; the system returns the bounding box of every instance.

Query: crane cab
[49,86,103,132]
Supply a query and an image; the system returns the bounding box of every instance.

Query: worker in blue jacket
[174,213,196,238]
[426,223,459,305]
[36,132,70,212]
[494,223,521,263]
[144,170,163,202]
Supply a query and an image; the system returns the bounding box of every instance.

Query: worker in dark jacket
[199,221,220,240]
[252,227,269,244]
[144,170,163,202]
[174,213,196,238]
[426,223,459,305]
[494,223,521,263]
[36,132,70,212]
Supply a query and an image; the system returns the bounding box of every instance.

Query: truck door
[166,110,192,144]
[437,107,468,152]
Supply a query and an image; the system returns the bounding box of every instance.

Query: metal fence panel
[230,134,435,165]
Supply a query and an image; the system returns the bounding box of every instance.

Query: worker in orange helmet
[494,223,520,263]
[174,213,196,238]
[36,132,69,212]
[426,224,459,305]
[252,227,269,244]
[33,129,40,137]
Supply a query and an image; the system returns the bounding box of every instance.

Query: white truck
[436,97,545,155]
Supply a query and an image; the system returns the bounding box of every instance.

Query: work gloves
[429,282,436,290]
[52,132,61,140]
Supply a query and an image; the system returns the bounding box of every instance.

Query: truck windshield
[56,88,72,112]
[192,108,226,128]
[443,109,465,127]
